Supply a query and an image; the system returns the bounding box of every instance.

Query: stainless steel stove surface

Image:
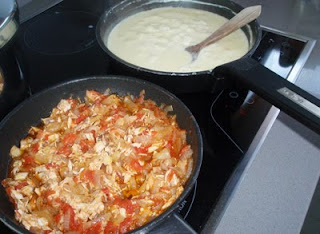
[0,0,315,233]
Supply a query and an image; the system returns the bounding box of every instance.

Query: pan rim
[0,75,203,233]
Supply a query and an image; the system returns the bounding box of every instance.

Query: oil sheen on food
[106,7,249,73]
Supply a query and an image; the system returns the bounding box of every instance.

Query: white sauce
[106,7,249,73]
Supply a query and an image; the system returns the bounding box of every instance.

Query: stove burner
[24,10,97,55]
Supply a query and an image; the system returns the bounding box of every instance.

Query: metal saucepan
[0,76,203,233]
[96,0,320,135]
[96,0,261,94]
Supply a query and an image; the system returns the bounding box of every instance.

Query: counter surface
[203,0,320,233]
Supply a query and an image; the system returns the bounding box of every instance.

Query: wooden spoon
[185,5,262,62]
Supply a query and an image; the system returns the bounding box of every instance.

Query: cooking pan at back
[100,0,259,54]
[96,0,261,94]
[0,76,203,233]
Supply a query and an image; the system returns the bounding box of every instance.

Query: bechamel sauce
[106,7,249,73]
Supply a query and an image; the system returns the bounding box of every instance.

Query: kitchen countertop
[203,0,320,233]
[15,0,320,233]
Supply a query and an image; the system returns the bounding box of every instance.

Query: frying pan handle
[214,56,320,135]
[149,212,196,234]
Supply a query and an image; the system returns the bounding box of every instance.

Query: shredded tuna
[2,90,193,233]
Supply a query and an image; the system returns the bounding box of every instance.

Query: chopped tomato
[72,176,78,183]
[160,186,170,192]
[54,213,61,224]
[169,129,177,156]
[35,131,49,141]
[67,99,78,109]
[84,170,95,182]
[104,221,118,234]
[91,130,96,142]
[43,134,49,141]
[111,113,123,124]
[79,139,95,153]
[36,130,44,139]
[43,190,55,205]
[57,145,72,156]
[61,203,81,231]
[151,198,164,207]
[15,182,28,190]
[166,140,174,156]
[136,112,144,119]
[136,90,145,104]
[5,187,15,205]
[22,165,33,172]
[153,107,161,118]
[152,106,166,119]
[23,155,35,166]
[82,170,99,185]
[62,133,77,146]
[130,159,143,172]
[55,198,61,203]
[22,155,36,170]
[167,169,176,181]
[85,221,102,233]
[79,139,89,152]
[45,162,58,169]
[74,114,87,124]
[102,187,110,195]
[101,187,112,202]
[110,107,120,116]
[151,130,157,137]
[166,129,184,158]
[86,90,106,103]
[95,97,106,104]
[119,217,133,233]
[134,146,148,154]
[1,180,6,187]
[78,105,89,112]
[30,142,40,153]
[179,145,190,158]
[114,197,138,215]
[100,123,108,131]
[5,186,12,196]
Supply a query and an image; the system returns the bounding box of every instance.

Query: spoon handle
[197,5,261,50]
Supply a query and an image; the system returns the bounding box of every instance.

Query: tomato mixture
[2,90,193,233]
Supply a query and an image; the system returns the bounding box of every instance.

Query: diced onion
[10,145,22,158]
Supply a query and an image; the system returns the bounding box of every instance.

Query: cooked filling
[1,90,193,233]
[106,7,249,72]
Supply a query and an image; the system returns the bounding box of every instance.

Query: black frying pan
[0,76,203,233]
[96,0,320,135]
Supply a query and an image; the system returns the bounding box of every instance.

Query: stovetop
[0,0,311,233]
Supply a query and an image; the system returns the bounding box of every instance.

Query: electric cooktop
[0,0,314,232]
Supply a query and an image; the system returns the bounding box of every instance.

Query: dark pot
[96,0,261,94]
